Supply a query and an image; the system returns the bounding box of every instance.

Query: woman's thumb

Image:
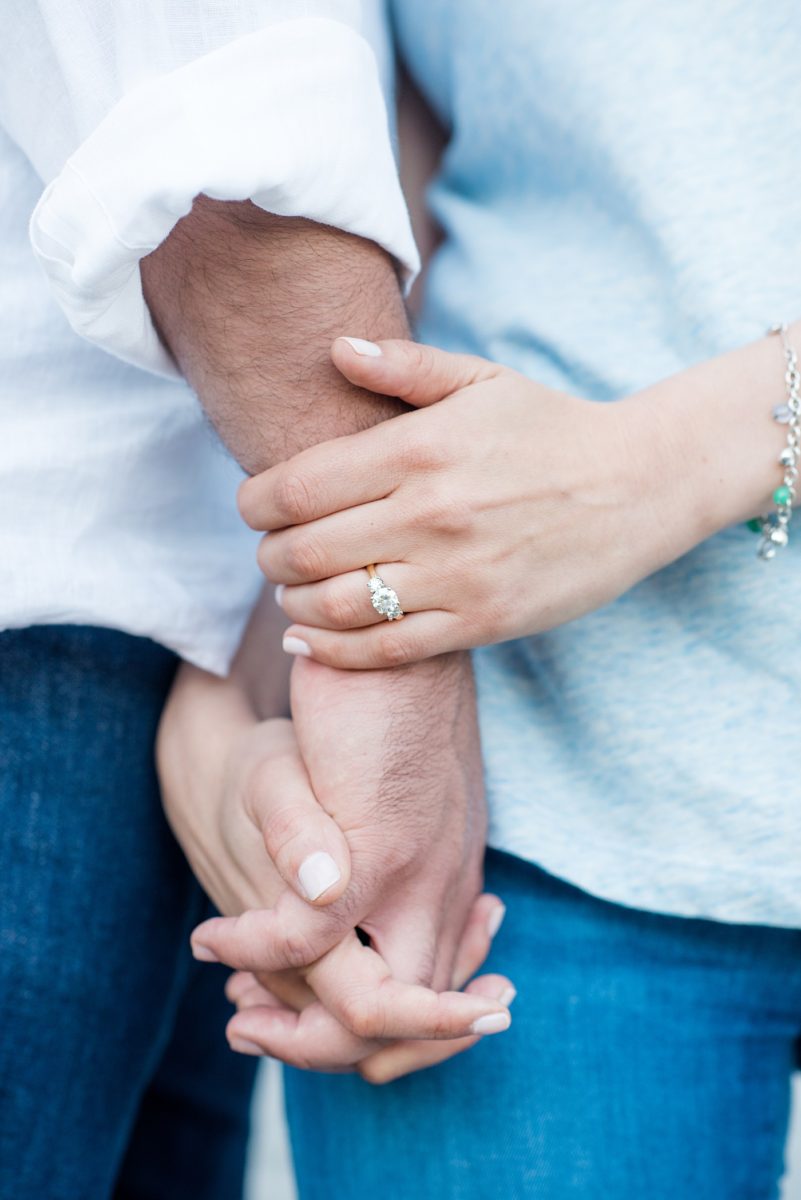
[248,741,352,908]
[331,336,498,408]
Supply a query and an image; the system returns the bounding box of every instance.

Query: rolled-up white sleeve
[1,2,418,378]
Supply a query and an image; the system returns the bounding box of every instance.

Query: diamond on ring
[367,571,404,621]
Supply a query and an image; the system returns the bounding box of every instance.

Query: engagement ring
[366,565,404,621]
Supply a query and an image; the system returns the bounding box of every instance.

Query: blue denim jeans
[0,626,256,1199]
[286,849,801,1199]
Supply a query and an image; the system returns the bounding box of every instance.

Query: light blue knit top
[392,0,801,925]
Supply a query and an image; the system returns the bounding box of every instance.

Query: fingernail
[192,943,219,963]
[229,1037,263,1056]
[341,336,382,357]
[298,851,341,901]
[498,985,517,1008]
[283,635,311,657]
[470,1011,512,1036]
[487,903,506,939]
[274,584,285,607]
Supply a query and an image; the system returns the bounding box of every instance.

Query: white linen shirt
[1,1,416,672]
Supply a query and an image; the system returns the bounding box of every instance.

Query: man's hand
[192,653,495,1019]
[157,657,514,1077]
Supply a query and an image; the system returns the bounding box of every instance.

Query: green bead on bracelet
[773,484,793,506]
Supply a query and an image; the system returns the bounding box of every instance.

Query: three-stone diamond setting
[367,574,404,621]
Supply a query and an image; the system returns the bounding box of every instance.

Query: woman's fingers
[450,894,507,990]
[281,611,465,670]
[226,997,377,1071]
[226,970,316,1013]
[355,895,511,1084]
[225,971,515,1077]
[238,417,412,532]
[225,971,261,1005]
[276,564,439,631]
[357,974,516,1085]
[225,896,513,1077]
[331,337,500,408]
[245,728,351,905]
[227,978,283,1012]
[302,931,512,1042]
[257,498,403,587]
[226,894,506,1010]
[226,932,512,1063]
[236,341,499,535]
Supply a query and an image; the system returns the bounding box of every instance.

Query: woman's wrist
[157,663,257,832]
[620,322,798,569]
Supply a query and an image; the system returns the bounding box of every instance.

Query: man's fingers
[330,337,499,409]
[247,735,350,905]
[304,931,512,1041]
[357,974,516,1085]
[190,891,354,972]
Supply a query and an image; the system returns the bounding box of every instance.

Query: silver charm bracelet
[749,323,800,559]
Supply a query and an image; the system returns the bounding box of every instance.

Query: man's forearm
[141,198,410,473]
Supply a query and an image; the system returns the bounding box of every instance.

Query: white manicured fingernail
[487,904,506,939]
[274,584,285,607]
[298,851,341,901]
[191,943,219,963]
[498,986,517,1008]
[229,1037,263,1056]
[470,1011,512,1036]
[341,337,382,357]
[283,635,311,657]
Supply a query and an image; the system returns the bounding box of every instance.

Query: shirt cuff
[28,17,419,380]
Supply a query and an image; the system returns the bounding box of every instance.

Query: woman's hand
[225,889,514,1085]
[239,337,694,669]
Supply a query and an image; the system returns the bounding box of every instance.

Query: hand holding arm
[241,330,797,667]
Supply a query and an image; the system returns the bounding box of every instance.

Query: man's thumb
[331,337,498,408]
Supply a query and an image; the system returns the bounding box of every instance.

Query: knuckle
[405,344,439,393]
[414,487,467,536]
[374,625,415,668]
[258,799,303,860]
[396,427,442,473]
[340,993,385,1040]
[273,928,319,971]
[273,469,316,527]
[320,585,365,629]
[285,534,327,581]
